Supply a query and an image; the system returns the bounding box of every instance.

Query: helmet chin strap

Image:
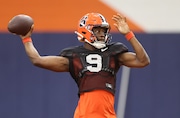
[92,41,106,49]
[85,39,106,49]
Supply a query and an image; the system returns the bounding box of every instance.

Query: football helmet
[75,13,111,49]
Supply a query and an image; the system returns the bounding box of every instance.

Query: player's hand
[20,25,34,39]
[112,13,130,35]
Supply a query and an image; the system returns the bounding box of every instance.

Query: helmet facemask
[75,13,111,49]
[88,25,111,49]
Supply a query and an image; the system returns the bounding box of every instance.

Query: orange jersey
[74,90,116,118]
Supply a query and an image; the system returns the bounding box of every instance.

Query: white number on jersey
[86,54,102,72]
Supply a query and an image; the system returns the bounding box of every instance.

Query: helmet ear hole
[82,31,86,34]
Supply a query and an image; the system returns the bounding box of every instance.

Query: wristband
[125,31,135,41]
[22,37,32,44]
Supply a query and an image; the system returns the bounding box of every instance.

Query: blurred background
[0,0,180,118]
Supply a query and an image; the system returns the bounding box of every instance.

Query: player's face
[92,27,107,41]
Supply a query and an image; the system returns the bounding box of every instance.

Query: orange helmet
[75,13,111,49]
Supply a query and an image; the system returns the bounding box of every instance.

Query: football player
[20,13,150,118]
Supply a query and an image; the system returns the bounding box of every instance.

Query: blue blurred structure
[0,33,180,118]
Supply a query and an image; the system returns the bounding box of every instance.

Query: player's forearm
[23,42,41,65]
[129,37,150,66]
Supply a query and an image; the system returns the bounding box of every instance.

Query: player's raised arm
[22,34,69,72]
[8,14,69,72]
[112,13,150,68]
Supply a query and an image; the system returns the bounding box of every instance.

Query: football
[7,14,34,36]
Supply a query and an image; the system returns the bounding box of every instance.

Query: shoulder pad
[59,46,79,57]
[108,42,128,54]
